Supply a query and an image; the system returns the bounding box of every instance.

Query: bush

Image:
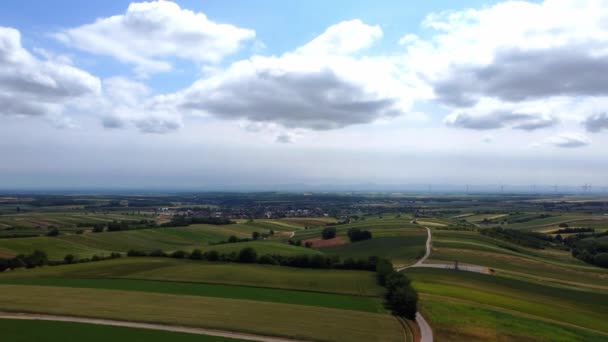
[347,228,372,242]
[321,227,337,240]
[127,250,147,257]
[170,250,188,259]
[258,254,278,265]
[375,259,394,286]
[47,228,60,237]
[149,249,167,257]
[204,250,219,261]
[252,231,260,240]
[92,224,105,233]
[190,249,203,260]
[238,247,258,263]
[64,254,76,264]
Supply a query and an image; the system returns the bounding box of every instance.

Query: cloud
[535,133,591,148]
[584,113,608,133]
[55,1,254,75]
[0,26,100,119]
[100,77,182,133]
[445,111,557,131]
[275,134,292,144]
[401,0,608,129]
[175,20,410,130]
[296,19,382,56]
[482,135,494,143]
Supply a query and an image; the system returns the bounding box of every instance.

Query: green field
[0,285,404,342]
[0,277,383,313]
[420,300,608,342]
[405,268,608,336]
[200,240,322,256]
[0,319,245,342]
[1,258,385,296]
[320,235,426,267]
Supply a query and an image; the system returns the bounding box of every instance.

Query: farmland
[2,192,608,341]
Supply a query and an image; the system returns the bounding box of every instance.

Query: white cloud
[534,133,592,148]
[174,20,413,130]
[0,26,100,123]
[401,0,608,132]
[296,19,382,56]
[100,77,182,133]
[55,1,255,75]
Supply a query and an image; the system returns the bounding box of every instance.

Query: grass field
[420,300,608,342]
[429,229,608,288]
[320,235,426,267]
[0,285,405,342]
[0,319,245,342]
[200,240,322,256]
[0,277,383,313]
[405,268,608,335]
[1,258,385,296]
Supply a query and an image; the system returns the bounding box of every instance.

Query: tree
[92,224,105,233]
[47,228,60,237]
[228,235,238,243]
[64,254,76,264]
[386,286,418,320]
[238,247,258,263]
[190,249,203,260]
[375,259,394,286]
[205,250,219,261]
[23,250,48,268]
[252,231,260,240]
[321,227,336,240]
[347,228,372,242]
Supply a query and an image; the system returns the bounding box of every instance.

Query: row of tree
[376,259,418,320]
[127,247,380,270]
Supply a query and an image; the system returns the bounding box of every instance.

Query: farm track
[399,225,433,342]
[0,312,312,342]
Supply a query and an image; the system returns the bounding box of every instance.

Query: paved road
[399,225,434,342]
[0,312,311,342]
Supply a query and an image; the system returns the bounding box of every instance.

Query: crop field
[0,276,384,312]
[1,319,245,342]
[419,300,608,342]
[0,224,259,260]
[406,268,608,335]
[199,241,321,256]
[429,230,608,287]
[4,193,608,341]
[0,285,405,342]
[320,235,426,267]
[2,258,384,296]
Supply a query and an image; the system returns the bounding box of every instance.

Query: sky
[1,0,608,191]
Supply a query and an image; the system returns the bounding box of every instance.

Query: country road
[399,225,434,342]
[0,312,311,342]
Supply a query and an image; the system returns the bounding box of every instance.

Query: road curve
[0,312,311,342]
[399,225,434,342]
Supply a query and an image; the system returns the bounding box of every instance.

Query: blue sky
[0,0,607,190]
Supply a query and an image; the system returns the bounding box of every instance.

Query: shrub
[149,249,167,257]
[347,228,372,242]
[190,249,203,260]
[204,250,219,261]
[238,247,258,263]
[64,254,76,264]
[47,228,60,237]
[170,250,188,259]
[321,227,336,240]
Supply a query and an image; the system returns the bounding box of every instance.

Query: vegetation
[347,228,372,242]
[0,319,246,342]
[321,227,337,239]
